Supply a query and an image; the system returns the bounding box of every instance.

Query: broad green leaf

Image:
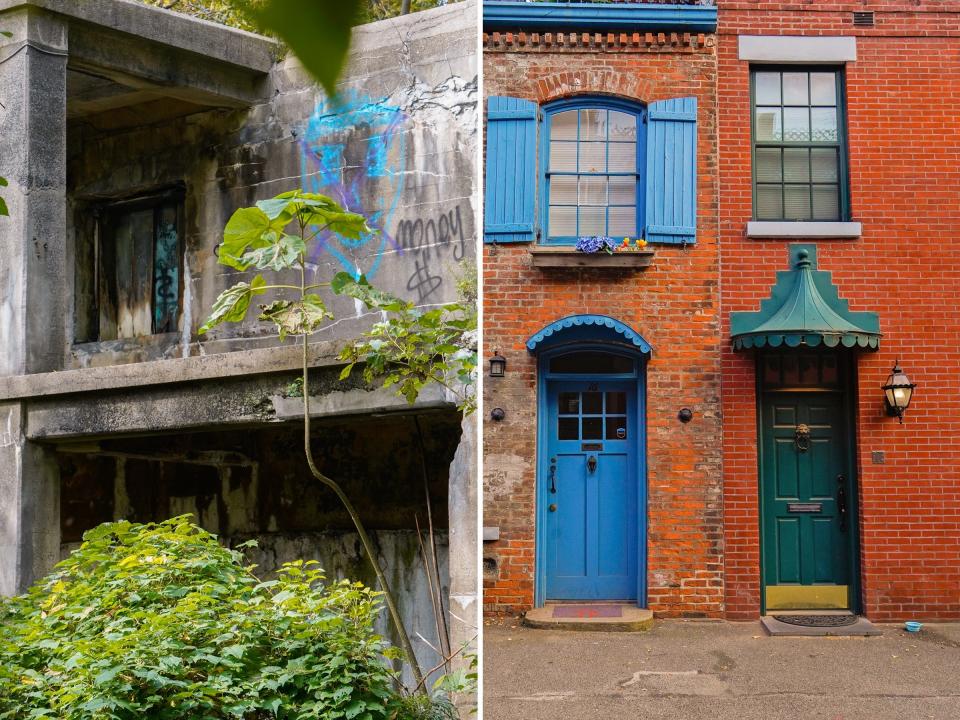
[248,0,364,97]
[258,293,332,340]
[0,196,7,217]
[238,233,304,271]
[198,275,266,334]
[302,208,370,240]
[331,273,408,312]
[330,271,363,295]
[255,196,296,221]
[0,177,7,186]
[220,207,280,269]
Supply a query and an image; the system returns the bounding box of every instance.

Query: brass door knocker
[794,424,811,452]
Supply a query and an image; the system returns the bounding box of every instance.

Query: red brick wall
[719,1,960,620]
[482,34,724,617]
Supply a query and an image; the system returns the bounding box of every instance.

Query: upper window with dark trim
[75,188,184,343]
[751,67,848,221]
[543,99,645,242]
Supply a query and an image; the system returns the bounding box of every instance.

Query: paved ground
[483,619,960,719]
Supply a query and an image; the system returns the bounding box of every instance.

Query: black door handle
[549,458,557,494]
[836,474,847,532]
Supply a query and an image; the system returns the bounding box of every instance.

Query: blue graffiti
[299,90,408,279]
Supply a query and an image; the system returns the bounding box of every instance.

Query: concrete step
[761,612,881,637]
[523,603,654,632]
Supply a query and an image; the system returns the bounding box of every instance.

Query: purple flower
[575,236,616,254]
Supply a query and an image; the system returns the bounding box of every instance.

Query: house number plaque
[787,503,822,513]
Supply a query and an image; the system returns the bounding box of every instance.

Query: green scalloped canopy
[730,244,881,352]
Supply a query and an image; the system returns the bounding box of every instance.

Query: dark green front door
[761,392,853,610]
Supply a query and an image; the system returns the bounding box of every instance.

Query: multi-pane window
[545,102,643,241]
[557,390,629,441]
[752,68,847,221]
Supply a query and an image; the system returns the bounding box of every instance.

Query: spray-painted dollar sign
[299,90,408,280]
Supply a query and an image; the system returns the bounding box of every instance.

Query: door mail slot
[787,503,822,513]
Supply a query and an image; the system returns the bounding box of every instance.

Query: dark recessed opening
[852,11,875,27]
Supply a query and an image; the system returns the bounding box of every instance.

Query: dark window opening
[75,188,184,343]
[549,351,635,374]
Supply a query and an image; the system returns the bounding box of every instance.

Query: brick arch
[537,70,654,104]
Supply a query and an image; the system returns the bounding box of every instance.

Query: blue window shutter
[484,96,539,243]
[645,97,697,244]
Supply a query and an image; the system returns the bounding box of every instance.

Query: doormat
[772,614,858,627]
[552,605,623,619]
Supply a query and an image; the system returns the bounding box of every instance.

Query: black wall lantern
[882,360,915,424]
[489,350,506,378]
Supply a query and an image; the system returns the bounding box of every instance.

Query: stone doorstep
[523,603,654,632]
[761,612,882,637]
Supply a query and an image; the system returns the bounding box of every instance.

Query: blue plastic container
[904,621,923,632]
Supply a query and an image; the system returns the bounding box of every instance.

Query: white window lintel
[747,221,862,238]
[739,36,857,64]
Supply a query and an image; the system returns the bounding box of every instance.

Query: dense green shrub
[0,517,401,719]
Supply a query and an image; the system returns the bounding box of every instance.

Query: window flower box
[531,236,655,269]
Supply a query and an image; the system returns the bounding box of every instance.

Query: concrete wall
[0,0,478,686]
[64,0,477,368]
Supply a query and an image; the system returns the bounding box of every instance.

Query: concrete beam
[0,7,68,376]
[0,341,345,401]
[23,368,453,441]
[67,20,269,108]
[0,0,276,72]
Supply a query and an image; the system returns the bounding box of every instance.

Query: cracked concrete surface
[484,620,960,720]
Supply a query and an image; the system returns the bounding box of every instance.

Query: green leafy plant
[140,1,459,96]
[332,271,477,415]
[0,516,401,719]
[201,189,433,688]
[200,189,476,696]
[139,0,262,31]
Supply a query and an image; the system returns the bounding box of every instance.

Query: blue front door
[545,380,638,600]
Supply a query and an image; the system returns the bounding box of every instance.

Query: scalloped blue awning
[731,244,881,352]
[527,314,652,354]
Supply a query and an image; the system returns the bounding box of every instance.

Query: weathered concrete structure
[0,0,477,683]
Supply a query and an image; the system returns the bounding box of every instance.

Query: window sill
[530,246,655,269]
[746,221,862,239]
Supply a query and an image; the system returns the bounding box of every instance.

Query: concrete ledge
[739,35,856,64]
[524,604,654,632]
[0,341,346,401]
[0,0,277,72]
[747,221,862,238]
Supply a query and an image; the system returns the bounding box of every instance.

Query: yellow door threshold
[766,585,849,610]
